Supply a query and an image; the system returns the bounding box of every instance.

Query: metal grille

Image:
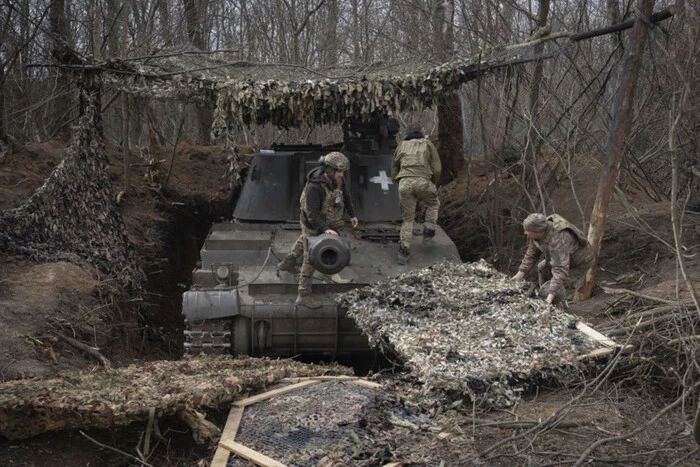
[230,380,379,466]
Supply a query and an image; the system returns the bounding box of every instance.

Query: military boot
[397,243,410,265]
[277,255,298,273]
[422,226,436,243]
[295,293,322,309]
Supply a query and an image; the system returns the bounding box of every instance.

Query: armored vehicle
[182,118,460,357]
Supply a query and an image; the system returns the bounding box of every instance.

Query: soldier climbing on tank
[511,213,594,307]
[391,124,441,265]
[277,152,359,309]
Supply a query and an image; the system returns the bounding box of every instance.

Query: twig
[463,418,585,429]
[481,339,629,459]
[572,381,700,467]
[601,286,691,305]
[52,331,111,368]
[162,114,185,192]
[79,430,155,467]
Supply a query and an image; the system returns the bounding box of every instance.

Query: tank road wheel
[184,318,232,356]
[232,316,252,355]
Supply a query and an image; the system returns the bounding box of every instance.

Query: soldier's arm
[427,140,442,183]
[391,145,402,180]
[518,241,541,276]
[547,231,579,299]
[342,178,356,218]
[303,184,328,234]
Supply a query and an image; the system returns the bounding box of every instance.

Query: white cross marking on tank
[370,170,393,191]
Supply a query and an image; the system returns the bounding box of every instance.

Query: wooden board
[211,394,247,467]
[352,379,383,389]
[219,440,288,467]
[233,380,320,407]
[577,344,634,360]
[576,322,617,348]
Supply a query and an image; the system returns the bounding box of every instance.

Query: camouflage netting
[99,43,553,130]
[338,260,598,408]
[0,355,351,442]
[0,71,145,289]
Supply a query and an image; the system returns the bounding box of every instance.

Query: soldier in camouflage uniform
[391,125,442,265]
[277,152,358,309]
[512,213,594,306]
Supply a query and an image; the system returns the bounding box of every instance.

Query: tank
[182,116,460,357]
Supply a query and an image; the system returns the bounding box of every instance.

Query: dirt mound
[0,141,235,382]
[0,254,103,380]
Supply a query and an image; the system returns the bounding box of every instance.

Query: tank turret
[183,115,459,357]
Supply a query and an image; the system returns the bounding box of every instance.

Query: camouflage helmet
[320,152,349,171]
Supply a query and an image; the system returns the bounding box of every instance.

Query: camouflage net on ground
[339,260,598,408]
[0,355,351,441]
[0,72,145,289]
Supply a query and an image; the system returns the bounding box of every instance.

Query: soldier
[391,124,441,265]
[512,213,594,306]
[277,152,358,309]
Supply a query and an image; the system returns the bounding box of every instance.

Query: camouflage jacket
[518,215,593,297]
[300,166,355,234]
[391,134,441,183]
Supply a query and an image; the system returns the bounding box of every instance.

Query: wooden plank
[210,443,231,467]
[211,395,248,467]
[308,375,358,381]
[280,375,358,383]
[219,440,287,467]
[578,344,634,360]
[233,380,320,407]
[576,322,617,348]
[352,379,382,389]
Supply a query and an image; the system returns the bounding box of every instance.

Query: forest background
[0,0,699,465]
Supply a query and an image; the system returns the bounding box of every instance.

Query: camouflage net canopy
[338,260,598,408]
[0,71,145,289]
[0,355,351,441]
[101,43,553,130]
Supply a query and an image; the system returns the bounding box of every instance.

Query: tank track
[184,318,232,356]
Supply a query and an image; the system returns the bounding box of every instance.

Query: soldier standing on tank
[511,213,594,306]
[277,152,358,309]
[391,124,441,265]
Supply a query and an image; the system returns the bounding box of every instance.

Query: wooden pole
[576,0,656,300]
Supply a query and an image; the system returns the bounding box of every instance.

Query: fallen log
[0,355,351,442]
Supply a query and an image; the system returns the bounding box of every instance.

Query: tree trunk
[523,0,550,191]
[183,0,213,142]
[0,64,6,145]
[121,1,130,194]
[576,0,656,300]
[49,0,73,141]
[434,0,463,184]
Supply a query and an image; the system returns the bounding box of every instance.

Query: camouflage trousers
[398,176,439,249]
[537,260,590,304]
[287,224,345,296]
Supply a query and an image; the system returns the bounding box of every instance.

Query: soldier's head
[406,122,424,140]
[523,213,549,240]
[320,151,349,185]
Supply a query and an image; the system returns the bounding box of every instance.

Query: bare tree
[576,0,656,300]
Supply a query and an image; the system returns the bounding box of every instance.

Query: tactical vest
[300,181,345,233]
[547,214,587,245]
[546,214,594,267]
[398,139,431,171]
